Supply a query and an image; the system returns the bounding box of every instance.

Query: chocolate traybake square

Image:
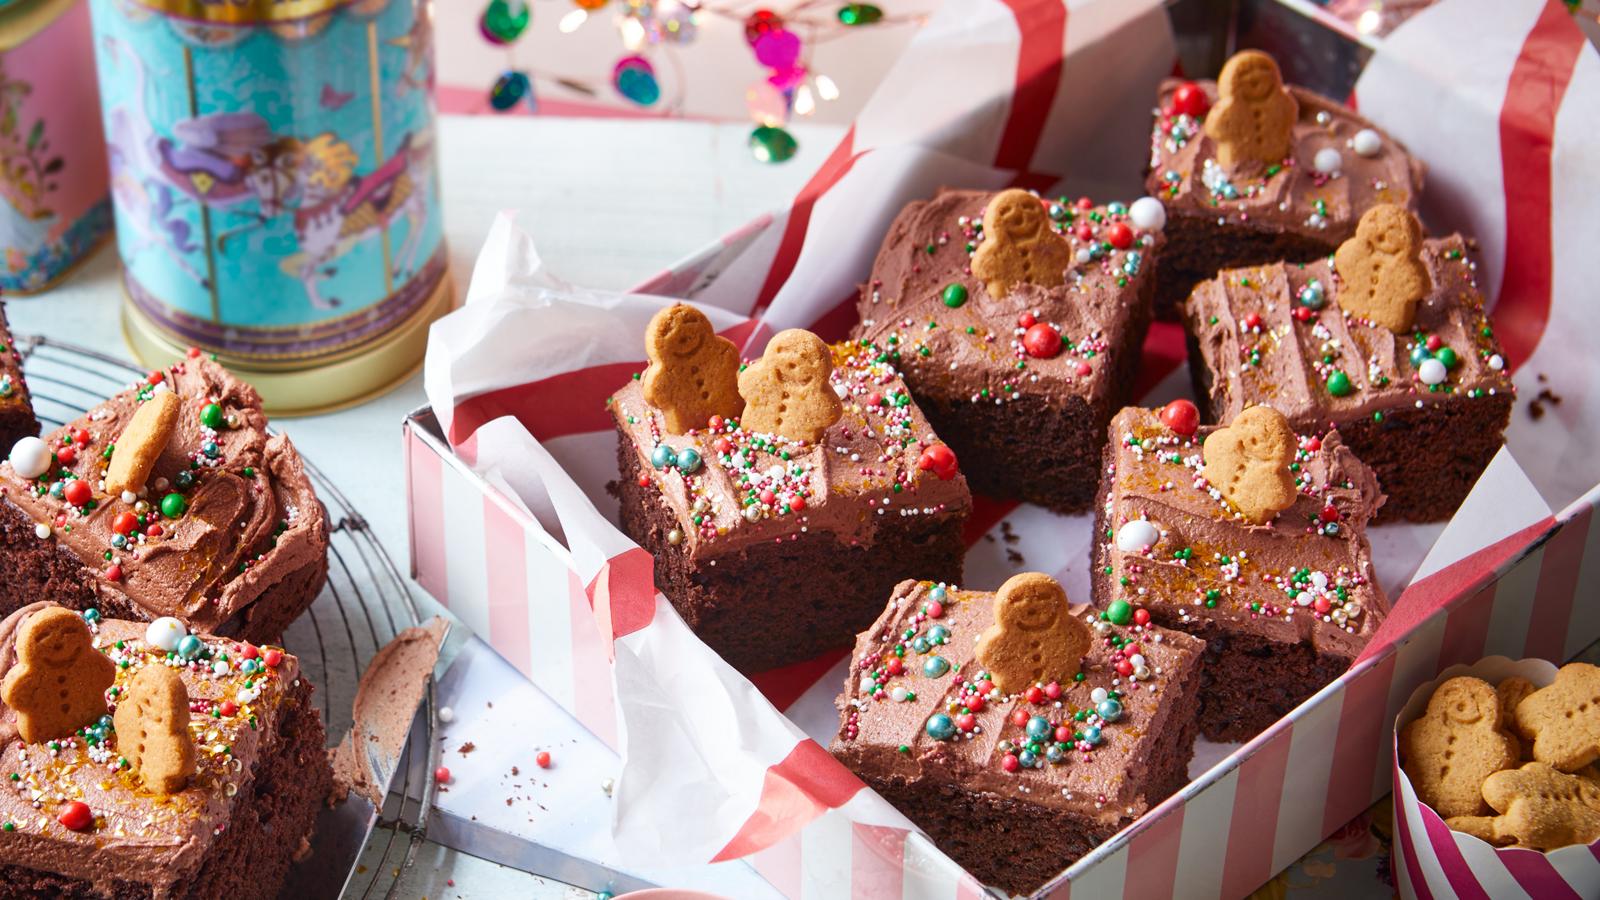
[853,188,1164,513]
[831,575,1204,894]
[1181,232,1514,522]
[0,356,328,644]
[1092,405,1389,742]
[610,318,971,673]
[0,602,330,899]
[0,304,39,451]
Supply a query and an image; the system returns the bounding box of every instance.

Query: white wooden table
[9,113,844,898]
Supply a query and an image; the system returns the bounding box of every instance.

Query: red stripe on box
[1419,805,1492,900]
[483,499,531,675]
[1121,803,1185,900]
[751,128,861,318]
[749,836,804,899]
[964,495,1022,546]
[1492,1,1585,371]
[1502,844,1584,900]
[1524,510,1588,659]
[1220,725,1294,898]
[994,0,1068,171]
[568,569,619,747]
[407,432,449,606]
[587,546,658,647]
[1323,653,1398,836]
[1359,516,1555,663]
[1392,765,1435,900]
[851,824,906,898]
[712,740,866,862]
[446,319,767,447]
[1437,584,1496,672]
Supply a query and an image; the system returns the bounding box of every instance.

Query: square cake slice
[831,576,1204,895]
[0,356,328,643]
[0,304,39,451]
[1093,406,1389,742]
[611,334,971,673]
[0,602,330,899]
[853,188,1164,513]
[1145,50,1424,317]
[1182,233,1514,522]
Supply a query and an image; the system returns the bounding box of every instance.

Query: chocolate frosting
[1098,407,1388,661]
[831,580,1204,824]
[0,603,302,898]
[609,341,972,560]
[852,189,1162,409]
[0,358,327,633]
[1182,236,1515,429]
[1147,79,1425,244]
[330,617,447,806]
[0,310,33,424]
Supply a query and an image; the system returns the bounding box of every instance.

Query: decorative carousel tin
[91,0,449,412]
[1,0,113,294]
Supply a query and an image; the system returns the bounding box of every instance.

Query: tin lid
[125,0,364,28]
[0,0,77,52]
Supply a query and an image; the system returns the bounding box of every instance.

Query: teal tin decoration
[92,0,449,412]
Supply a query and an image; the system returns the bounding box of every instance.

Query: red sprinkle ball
[1001,753,1020,772]
[1159,399,1200,437]
[1170,81,1210,117]
[58,801,92,831]
[1023,323,1062,359]
[1106,222,1133,250]
[434,766,452,784]
[536,751,552,769]
[64,480,91,507]
[917,444,960,480]
[263,648,283,668]
[56,447,76,466]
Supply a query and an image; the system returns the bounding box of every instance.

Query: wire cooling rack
[14,334,434,900]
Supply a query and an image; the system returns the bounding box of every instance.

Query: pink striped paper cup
[1392,656,1600,900]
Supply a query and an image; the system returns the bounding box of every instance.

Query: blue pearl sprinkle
[203,440,220,459]
[910,636,931,654]
[927,624,950,644]
[1019,750,1038,768]
[1046,744,1066,764]
[49,482,64,499]
[111,534,126,549]
[1083,726,1102,746]
[176,634,204,661]
[82,609,101,624]
[922,656,950,678]
[1025,715,1052,742]
[928,585,947,602]
[1097,698,1124,723]
[650,445,677,470]
[925,713,955,741]
[676,448,702,474]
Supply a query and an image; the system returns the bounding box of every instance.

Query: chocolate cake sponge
[832,579,1204,895]
[1092,407,1389,743]
[0,356,327,644]
[853,189,1163,513]
[1145,74,1424,318]
[610,339,971,673]
[1181,235,1514,523]
[0,304,38,451]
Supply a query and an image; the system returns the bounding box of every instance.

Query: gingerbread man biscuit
[0,607,116,744]
[970,190,1072,299]
[105,390,181,497]
[1333,204,1431,334]
[737,330,842,443]
[113,665,196,794]
[974,573,1090,695]
[1447,762,1600,851]
[1204,50,1298,169]
[1200,405,1298,524]
[1499,675,1537,756]
[1400,676,1520,818]
[641,304,743,434]
[1513,662,1600,772]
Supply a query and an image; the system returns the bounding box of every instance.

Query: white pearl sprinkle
[1115,520,1160,552]
[1128,196,1166,231]
[1488,354,1505,371]
[1351,129,1382,157]
[33,523,50,540]
[438,706,455,723]
[1418,358,1447,386]
[8,437,51,480]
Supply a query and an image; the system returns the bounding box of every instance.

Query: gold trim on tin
[128,0,360,28]
[0,0,77,52]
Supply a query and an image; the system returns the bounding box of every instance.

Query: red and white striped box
[1392,656,1600,899]
[407,0,1600,895]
